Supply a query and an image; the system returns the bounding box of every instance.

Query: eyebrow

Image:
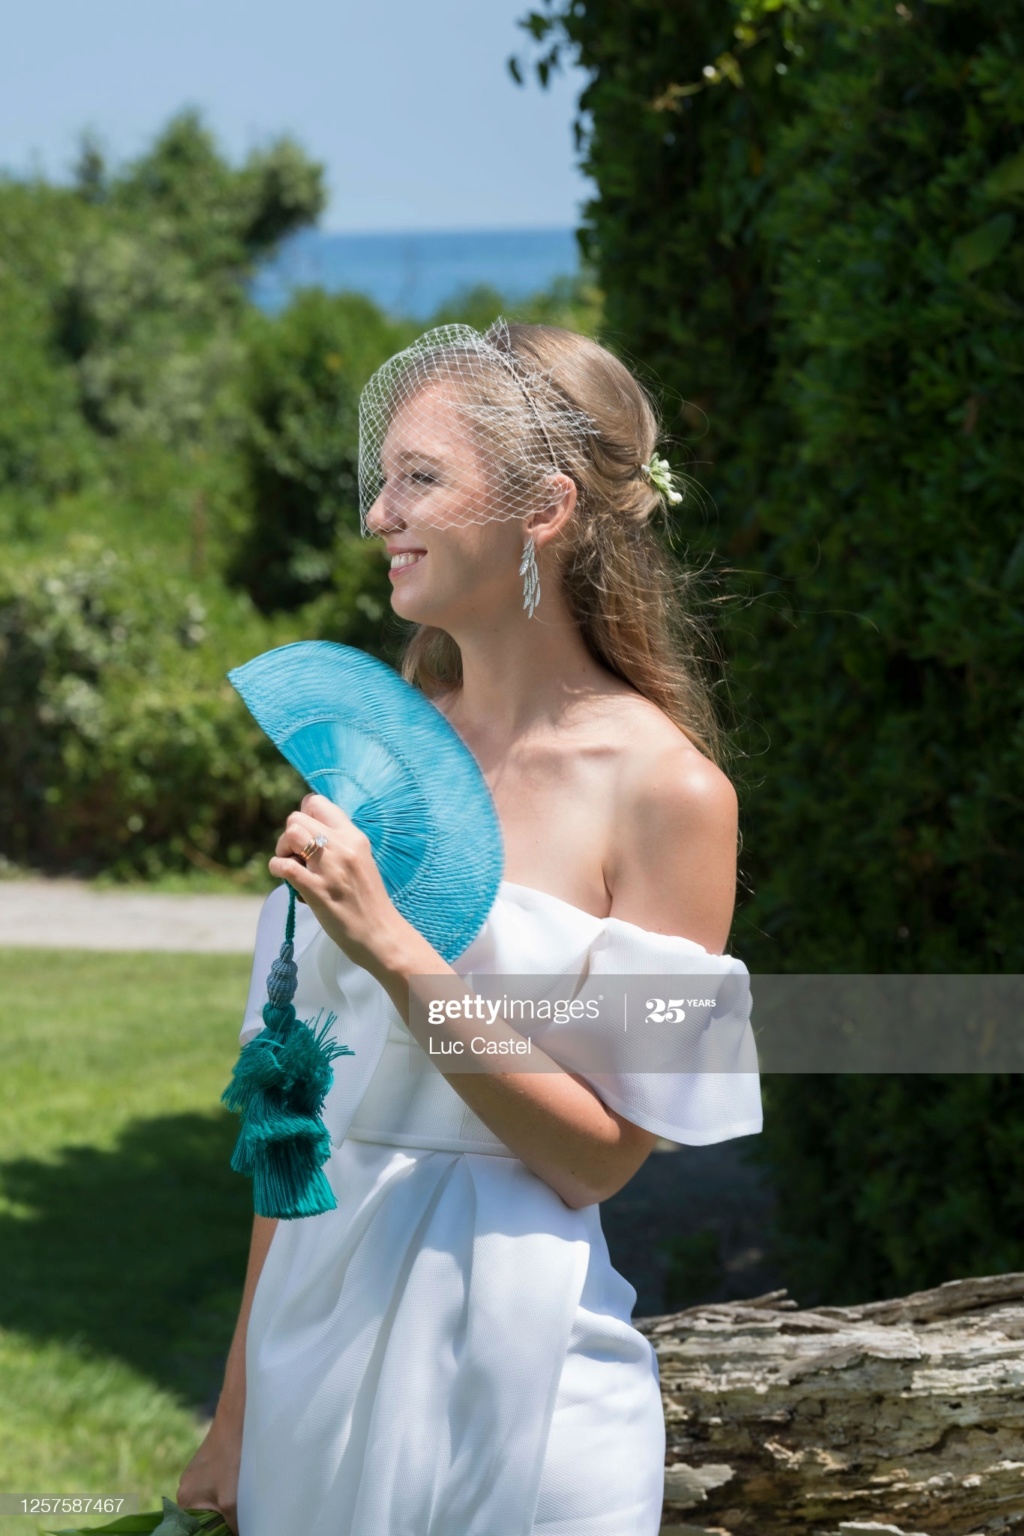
[389,450,446,467]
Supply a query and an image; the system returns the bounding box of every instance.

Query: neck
[440,588,611,744]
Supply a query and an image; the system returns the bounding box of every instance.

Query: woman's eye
[411,471,437,486]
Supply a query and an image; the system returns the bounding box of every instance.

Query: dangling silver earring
[519,533,540,619]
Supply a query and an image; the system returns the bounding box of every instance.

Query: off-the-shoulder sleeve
[554,916,763,1146]
[239,884,292,1043]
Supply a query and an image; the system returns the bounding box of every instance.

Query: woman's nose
[365,492,400,535]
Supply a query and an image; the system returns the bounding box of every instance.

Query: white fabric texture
[235,880,763,1536]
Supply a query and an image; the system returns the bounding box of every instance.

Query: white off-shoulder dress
[234,879,762,1536]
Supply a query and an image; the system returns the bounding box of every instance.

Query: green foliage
[0,110,325,531]
[0,538,302,879]
[98,110,326,287]
[515,0,1024,977]
[230,289,406,612]
[750,1074,1024,1305]
[294,530,402,658]
[0,114,407,877]
[426,270,604,336]
[0,109,597,877]
[56,223,246,449]
[660,1228,726,1309]
[0,184,98,493]
[516,0,1024,1300]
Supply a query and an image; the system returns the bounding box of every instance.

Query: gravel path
[0,877,265,952]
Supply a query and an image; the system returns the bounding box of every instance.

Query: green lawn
[0,950,255,1535]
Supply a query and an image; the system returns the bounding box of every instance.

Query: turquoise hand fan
[228,639,504,960]
[221,640,504,1221]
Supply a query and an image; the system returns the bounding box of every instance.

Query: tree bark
[635,1272,1024,1536]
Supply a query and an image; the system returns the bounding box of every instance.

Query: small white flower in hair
[640,452,683,505]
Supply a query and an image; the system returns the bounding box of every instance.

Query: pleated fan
[228,640,503,960]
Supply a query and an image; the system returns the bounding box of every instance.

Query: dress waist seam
[341,1126,518,1158]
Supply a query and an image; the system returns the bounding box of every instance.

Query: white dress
[234,879,762,1536]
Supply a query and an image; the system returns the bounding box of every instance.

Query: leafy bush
[0,538,303,879]
[229,289,408,612]
[88,109,326,292]
[426,271,604,336]
[0,110,611,887]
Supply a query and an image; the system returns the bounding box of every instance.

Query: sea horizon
[251,224,581,321]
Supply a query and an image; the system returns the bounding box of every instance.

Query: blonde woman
[178,320,762,1535]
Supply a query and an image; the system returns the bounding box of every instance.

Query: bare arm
[213,1213,278,1424]
[176,1214,279,1532]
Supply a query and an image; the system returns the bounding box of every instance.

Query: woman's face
[364,382,528,629]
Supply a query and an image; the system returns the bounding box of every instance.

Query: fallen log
[634,1272,1024,1536]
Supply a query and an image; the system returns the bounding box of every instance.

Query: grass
[0,949,255,1535]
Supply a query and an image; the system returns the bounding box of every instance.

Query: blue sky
[0,0,593,232]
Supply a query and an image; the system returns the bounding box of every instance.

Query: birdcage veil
[357,317,601,537]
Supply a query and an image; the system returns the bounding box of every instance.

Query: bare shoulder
[602,697,739,952]
[597,690,736,818]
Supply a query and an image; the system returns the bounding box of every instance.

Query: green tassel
[221,884,355,1219]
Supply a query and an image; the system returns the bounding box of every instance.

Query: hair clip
[639,452,683,505]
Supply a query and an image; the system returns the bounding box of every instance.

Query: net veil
[357,318,601,537]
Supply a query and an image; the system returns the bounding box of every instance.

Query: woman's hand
[177,1416,241,1533]
[268,793,415,983]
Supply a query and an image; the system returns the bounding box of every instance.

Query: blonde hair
[396,321,732,771]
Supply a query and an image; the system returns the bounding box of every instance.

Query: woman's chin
[389,567,493,629]
[389,586,445,625]
[392,591,475,634]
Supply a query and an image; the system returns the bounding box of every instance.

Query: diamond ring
[295,831,330,865]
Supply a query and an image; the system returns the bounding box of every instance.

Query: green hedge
[757,1072,1024,1306]
[518,0,1024,974]
[516,0,1024,1301]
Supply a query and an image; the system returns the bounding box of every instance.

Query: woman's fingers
[176,1485,236,1532]
[268,809,333,889]
[269,799,367,895]
[300,792,351,828]
[274,812,327,861]
[274,799,352,863]
[176,1420,240,1532]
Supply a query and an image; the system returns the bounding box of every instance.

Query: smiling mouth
[390,552,426,571]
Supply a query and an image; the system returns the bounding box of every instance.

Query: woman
[178,319,762,1535]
